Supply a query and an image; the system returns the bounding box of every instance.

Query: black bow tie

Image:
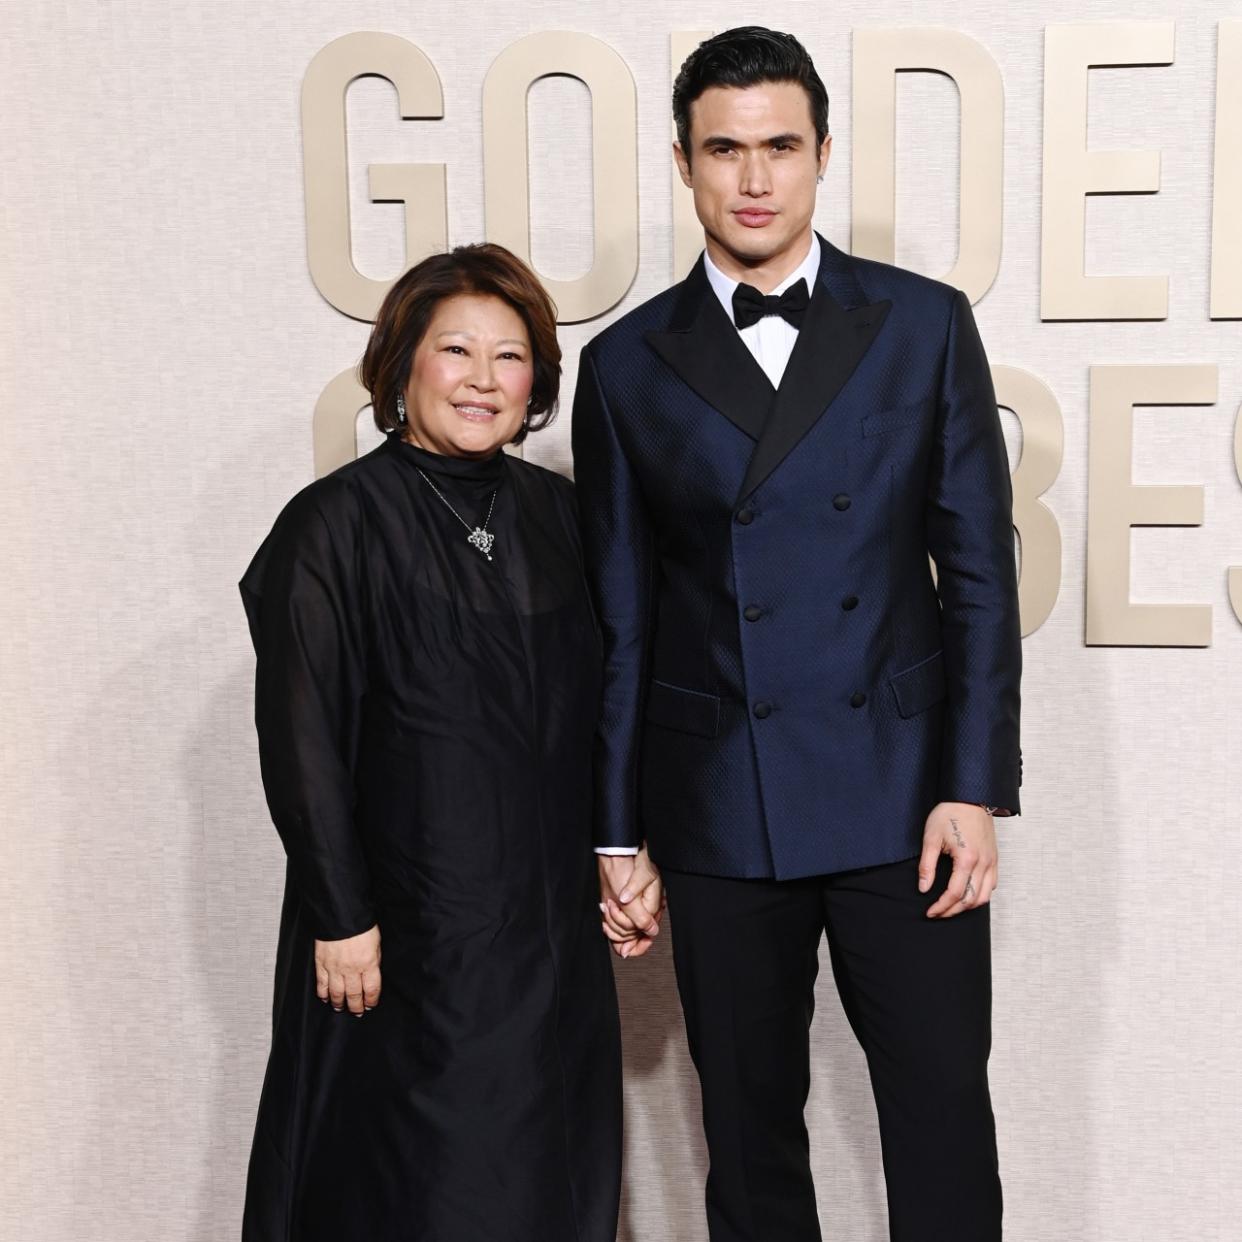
[731,278,810,330]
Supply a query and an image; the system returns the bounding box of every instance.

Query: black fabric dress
[238,434,621,1242]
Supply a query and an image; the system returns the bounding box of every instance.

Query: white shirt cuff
[594,846,640,856]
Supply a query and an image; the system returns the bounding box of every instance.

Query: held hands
[598,846,665,959]
[315,924,382,1015]
[919,803,998,919]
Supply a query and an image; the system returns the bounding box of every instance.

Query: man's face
[675,80,830,279]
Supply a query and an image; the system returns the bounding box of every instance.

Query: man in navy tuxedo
[572,26,1021,1242]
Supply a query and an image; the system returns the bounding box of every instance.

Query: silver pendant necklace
[416,468,498,561]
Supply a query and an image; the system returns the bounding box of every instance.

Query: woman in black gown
[239,244,622,1241]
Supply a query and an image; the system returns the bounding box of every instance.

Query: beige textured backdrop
[3,1,1241,1239]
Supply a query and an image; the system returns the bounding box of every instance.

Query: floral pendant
[468,527,495,561]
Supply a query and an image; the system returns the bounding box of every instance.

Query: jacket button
[841,594,859,611]
[736,507,755,525]
[833,494,851,511]
[752,701,772,719]
[743,605,763,622]
[850,691,867,708]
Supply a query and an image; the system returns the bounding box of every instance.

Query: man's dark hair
[672,27,830,160]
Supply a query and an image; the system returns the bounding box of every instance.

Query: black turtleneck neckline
[385,433,508,482]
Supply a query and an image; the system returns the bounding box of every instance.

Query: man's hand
[598,846,665,958]
[919,803,997,919]
[315,924,382,1015]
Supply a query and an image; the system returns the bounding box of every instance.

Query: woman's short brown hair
[359,243,561,445]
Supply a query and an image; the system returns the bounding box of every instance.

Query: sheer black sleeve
[240,482,376,940]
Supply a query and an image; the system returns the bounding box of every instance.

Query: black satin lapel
[644,266,774,442]
[737,288,892,502]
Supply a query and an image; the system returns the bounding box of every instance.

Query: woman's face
[402,293,534,458]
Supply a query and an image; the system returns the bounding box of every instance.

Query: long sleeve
[571,346,656,850]
[240,484,377,939]
[925,290,1023,812]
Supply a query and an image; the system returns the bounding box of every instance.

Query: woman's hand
[315,924,382,1015]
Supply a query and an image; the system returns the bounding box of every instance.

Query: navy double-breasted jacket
[571,235,1021,880]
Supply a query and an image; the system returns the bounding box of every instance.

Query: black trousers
[663,854,1001,1242]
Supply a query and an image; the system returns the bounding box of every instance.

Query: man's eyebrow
[699,132,806,148]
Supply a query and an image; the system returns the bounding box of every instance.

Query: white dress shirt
[594,236,821,858]
[702,232,821,389]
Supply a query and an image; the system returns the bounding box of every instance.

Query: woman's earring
[816,174,824,184]
[396,393,407,425]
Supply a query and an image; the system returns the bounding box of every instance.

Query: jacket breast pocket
[889,650,946,718]
[645,679,721,738]
[861,399,932,439]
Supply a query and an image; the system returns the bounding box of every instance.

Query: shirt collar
[703,232,821,325]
